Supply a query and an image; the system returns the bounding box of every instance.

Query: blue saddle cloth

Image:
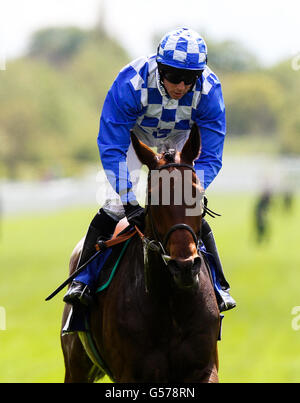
[74,239,133,292]
[62,240,129,335]
[74,247,112,291]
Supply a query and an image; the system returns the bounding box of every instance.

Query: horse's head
[131,123,204,289]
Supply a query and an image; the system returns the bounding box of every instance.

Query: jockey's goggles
[158,64,203,86]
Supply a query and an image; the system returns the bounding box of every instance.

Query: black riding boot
[202,219,236,312]
[63,208,118,306]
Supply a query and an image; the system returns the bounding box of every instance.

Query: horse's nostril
[168,257,201,278]
[167,259,180,276]
[191,256,201,275]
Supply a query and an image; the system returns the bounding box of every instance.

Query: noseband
[163,223,198,250]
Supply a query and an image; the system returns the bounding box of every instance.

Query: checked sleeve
[97,68,142,204]
[194,79,226,190]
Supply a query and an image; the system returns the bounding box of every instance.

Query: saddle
[62,220,134,335]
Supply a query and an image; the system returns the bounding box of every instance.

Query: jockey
[64,27,236,312]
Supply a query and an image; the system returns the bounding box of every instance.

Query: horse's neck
[128,232,218,331]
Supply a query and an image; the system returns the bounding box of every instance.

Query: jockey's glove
[123,202,145,232]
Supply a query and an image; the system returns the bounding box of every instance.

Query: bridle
[142,162,201,269]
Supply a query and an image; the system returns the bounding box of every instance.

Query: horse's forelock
[159,141,178,164]
[162,149,176,163]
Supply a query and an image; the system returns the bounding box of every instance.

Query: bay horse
[61,123,221,383]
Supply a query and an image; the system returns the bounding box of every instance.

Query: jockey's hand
[123,202,145,231]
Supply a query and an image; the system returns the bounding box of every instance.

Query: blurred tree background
[1,24,299,180]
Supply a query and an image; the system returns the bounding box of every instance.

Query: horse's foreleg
[201,348,219,383]
[201,350,219,383]
[206,365,219,383]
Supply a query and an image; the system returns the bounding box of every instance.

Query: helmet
[157,27,207,71]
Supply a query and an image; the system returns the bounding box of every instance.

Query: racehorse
[61,123,221,383]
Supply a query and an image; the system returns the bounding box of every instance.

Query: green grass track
[0,192,299,382]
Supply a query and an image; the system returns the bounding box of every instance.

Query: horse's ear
[180,123,201,164]
[130,131,158,170]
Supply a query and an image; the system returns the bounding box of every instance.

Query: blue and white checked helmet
[157,27,207,70]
